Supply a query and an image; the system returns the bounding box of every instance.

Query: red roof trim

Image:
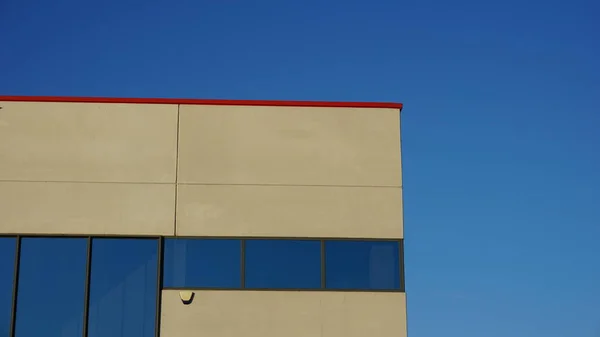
[0,96,403,110]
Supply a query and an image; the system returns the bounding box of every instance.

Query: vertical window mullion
[155,237,164,337]
[9,236,21,337]
[82,237,92,337]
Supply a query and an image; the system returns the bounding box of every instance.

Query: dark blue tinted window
[15,238,87,337]
[0,238,16,337]
[245,240,321,289]
[87,238,158,337]
[325,240,400,290]
[163,239,241,288]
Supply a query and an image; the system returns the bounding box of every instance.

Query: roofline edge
[0,96,403,110]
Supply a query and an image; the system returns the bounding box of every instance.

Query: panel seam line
[174,104,181,236]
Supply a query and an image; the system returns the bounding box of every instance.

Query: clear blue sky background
[1,0,600,336]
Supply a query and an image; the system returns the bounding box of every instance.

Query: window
[87,238,158,337]
[15,238,87,337]
[163,239,241,288]
[2,234,402,337]
[245,239,321,289]
[0,237,16,337]
[325,240,400,290]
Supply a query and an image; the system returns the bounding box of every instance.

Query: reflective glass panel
[0,238,16,337]
[15,238,87,337]
[163,239,241,288]
[87,238,158,337]
[325,240,400,290]
[245,239,321,289]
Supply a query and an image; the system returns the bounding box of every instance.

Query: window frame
[160,236,404,293]
[0,234,404,337]
[0,234,163,337]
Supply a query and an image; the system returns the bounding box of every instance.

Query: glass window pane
[87,238,158,337]
[325,240,400,290]
[163,239,241,288]
[245,240,321,289]
[0,238,16,337]
[15,238,87,337]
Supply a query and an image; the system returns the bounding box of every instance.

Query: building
[0,96,405,337]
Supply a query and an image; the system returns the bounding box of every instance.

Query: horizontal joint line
[0,180,402,189]
[178,182,402,188]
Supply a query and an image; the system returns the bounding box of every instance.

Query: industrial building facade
[0,96,405,337]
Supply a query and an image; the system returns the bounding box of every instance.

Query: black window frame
[0,234,405,337]
[160,236,404,293]
[0,234,163,337]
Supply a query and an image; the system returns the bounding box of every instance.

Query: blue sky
[1,0,600,336]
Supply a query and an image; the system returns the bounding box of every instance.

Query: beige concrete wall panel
[178,105,401,186]
[0,101,178,183]
[0,181,175,235]
[160,290,406,337]
[176,184,403,238]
